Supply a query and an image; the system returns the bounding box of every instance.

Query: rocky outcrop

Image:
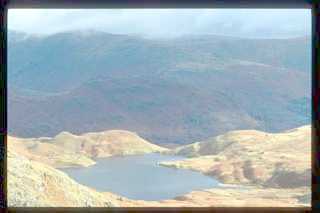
[8,126,311,207]
[8,145,309,207]
[45,130,168,158]
[161,125,311,188]
[264,168,311,188]
[8,130,168,168]
[7,149,120,207]
[8,136,96,168]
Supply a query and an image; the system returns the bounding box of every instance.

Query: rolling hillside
[161,125,311,188]
[8,129,168,168]
[8,30,311,144]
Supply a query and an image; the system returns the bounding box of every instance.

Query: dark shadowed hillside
[8,30,311,145]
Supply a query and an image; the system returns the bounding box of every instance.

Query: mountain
[160,125,311,188]
[8,30,311,144]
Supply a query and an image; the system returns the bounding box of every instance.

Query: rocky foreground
[8,127,311,207]
[8,149,118,207]
[8,147,309,207]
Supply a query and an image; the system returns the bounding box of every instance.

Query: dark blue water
[61,153,220,201]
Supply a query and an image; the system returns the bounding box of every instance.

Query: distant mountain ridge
[8,30,311,144]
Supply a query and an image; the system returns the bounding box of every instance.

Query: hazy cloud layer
[8,9,311,38]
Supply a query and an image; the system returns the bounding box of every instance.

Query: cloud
[8,9,311,38]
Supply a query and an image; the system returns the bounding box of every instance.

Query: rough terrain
[160,125,311,188]
[8,149,119,207]
[8,147,309,207]
[8,130,168,168]
[8,126,311,207]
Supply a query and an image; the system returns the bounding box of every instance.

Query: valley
[8,125,311,207]
[7,30,311,207]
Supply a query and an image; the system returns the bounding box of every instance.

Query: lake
[61,153,220,201]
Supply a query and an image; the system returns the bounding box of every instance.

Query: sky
[8,9,311,39]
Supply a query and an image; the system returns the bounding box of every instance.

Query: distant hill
[8,30,311,144]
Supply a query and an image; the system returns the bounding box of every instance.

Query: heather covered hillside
[8,30,311,145]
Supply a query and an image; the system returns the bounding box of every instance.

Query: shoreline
[8,125,311,207]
